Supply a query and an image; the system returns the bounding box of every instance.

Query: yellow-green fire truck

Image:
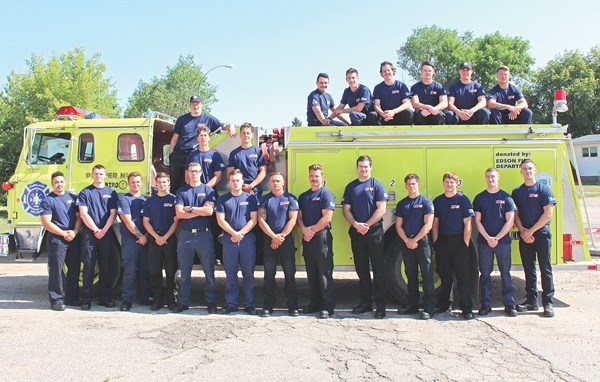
[2,105,592,303]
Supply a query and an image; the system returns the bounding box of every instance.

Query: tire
[384,235,409,305]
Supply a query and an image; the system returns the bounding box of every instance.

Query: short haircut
[497,65,510,72]
[485,167,499,175]
[308,163,324,174]
[379,61,396,75]
[346,68,358,76]
[269,172,284,179]
[128,171,142,181]
[187,161,201,170]
[196,125,210,136]
[520,158,535,168]
[51,171,65,181]
[155,172,170,180]
[442,171,459,183]
[421,60,435,70]
[240,122,254,133]
[316,72,329,81]
[92,164,105,172]
[229,168,243,178]
[404,173,420,183]
[356,155,372,167]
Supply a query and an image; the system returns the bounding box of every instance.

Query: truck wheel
[384,235,409,305]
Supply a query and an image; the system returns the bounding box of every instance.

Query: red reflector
[2,182,13,191]
[587,264,597,270]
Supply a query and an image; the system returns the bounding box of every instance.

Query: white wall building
[570,135,600,184]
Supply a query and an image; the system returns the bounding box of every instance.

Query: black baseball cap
[460,62,473,70]
[189,94,203,103]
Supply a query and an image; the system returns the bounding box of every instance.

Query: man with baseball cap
[169,94,235,194]
[446,63,490,125]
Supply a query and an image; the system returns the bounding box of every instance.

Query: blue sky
[1,0,598,129]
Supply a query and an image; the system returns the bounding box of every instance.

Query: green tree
[397,26,534,90]
[124,54,218,118]
[529,48,600,137]
[0,48,120,202]
[291,117,302,127]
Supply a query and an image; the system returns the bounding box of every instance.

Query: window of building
[583,146,598,158]
[78,133,94,163]
[118,134,144,161]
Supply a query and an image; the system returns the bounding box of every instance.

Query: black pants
[147,236,178,305]
[168,148,189,195]
[302,230,335,312]
[263,235,298,310]
[349,223,386,308]
[519,229,554,306]
[402,235,435,314]
[366,110,414,125]
[413,109,445,125]
[80,228,116,304]
[435,234,472,312]
[46,234,80,304]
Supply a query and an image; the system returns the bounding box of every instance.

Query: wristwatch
[188,206,193,213]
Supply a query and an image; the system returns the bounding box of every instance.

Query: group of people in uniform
[307,61,532,128]
[41,71,555,320]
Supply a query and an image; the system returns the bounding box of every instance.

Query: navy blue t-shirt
[40,192,78,231]
[411,81,447,106]
[395,194,434,237]
[298,187,336,229]
[342,177,388,224]
[448,81,486,109]
[215,192,258,231]
[340,84,372,113]
[258,192,299,234]
[186,149,226,185]
[76,185,118,228]
[433,192,474,236]
[175,183,217,230]
[372,80,411,111]
[143,193,176,234]
[307,89,335,124]
[173,113,224,151]
[473,189,516,244]
[487,83,524,106]
[227,146,267,194]
[511,182,556,230]
[118,193,147,239]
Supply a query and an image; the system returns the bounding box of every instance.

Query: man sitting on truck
[307,73,348,126]
[366,61,414,126]
[445,62,490,125]
[77,164,119,310]
[487,65,533,124]
[329,68,371,126]
[411,61,448,125]
[169,94,235,194]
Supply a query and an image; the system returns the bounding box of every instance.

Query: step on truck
[1,100,593,303]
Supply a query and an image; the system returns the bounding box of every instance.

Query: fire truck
[1,97,593,303]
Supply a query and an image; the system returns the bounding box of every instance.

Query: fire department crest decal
[21,181,49,217]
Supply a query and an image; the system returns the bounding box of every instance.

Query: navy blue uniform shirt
[448,81,486,109]
[473,189,516,245]
[175,184,217,230]
[118,193,148,239]
[372,80,411,111]
[258,192,299,234]
[173,113,224,151]
[342,177,388,224]
[143,193,176,234]
[215,192,257,231]
[307,89,335,124]
[76,185,118,228]
[40,192,78,231]
[395,194,434,237]
[227,146,267,194]
[298,187,336,230]
[340,84,372,113]
[186,149,226,185]
[411,81,447,106]
[433,192,474,236]
[511,182,556,230]
[487,83,525,107]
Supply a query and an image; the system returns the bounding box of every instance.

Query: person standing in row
[40,171,82,311]
[395,173,435,320]
[258,173,299,317]
[143,172,178,311]
[297,164,336,319]
[432,172,475,320]
[512,159,556,317]
[473,168,517,317]
[343,155,388,319]
[173,162,218,314]
[77,164,119,310]
[215,169,258,315]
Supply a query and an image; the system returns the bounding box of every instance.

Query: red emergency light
[2,181,13,191]
[55,106,108,119]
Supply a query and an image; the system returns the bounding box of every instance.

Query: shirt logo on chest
[528,193,538,198]
[450,205,460,209]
